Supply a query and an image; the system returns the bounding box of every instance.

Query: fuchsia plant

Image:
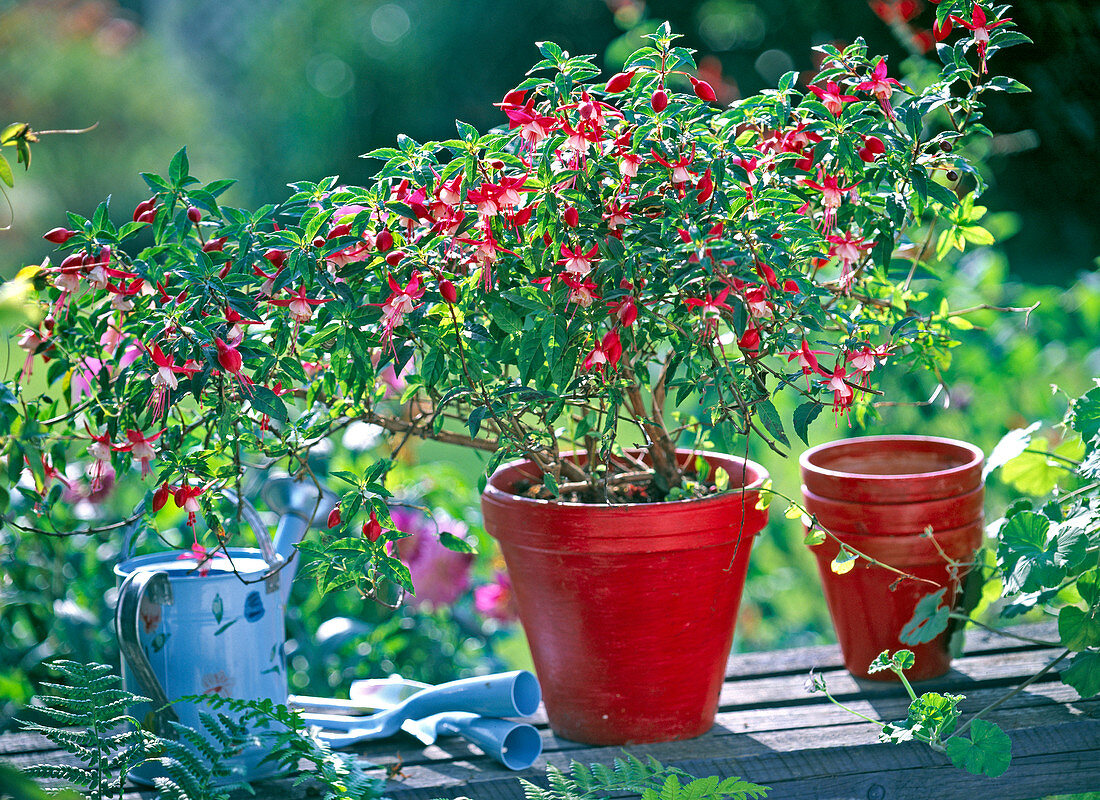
[6,4,1028,597]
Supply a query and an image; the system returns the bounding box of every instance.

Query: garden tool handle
[115,569,180,736]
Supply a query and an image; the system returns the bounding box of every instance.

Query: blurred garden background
[1,0,1099,731]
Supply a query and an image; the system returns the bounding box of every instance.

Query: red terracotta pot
[801,484,984,535]
[800,435,984,504]
[481,450,769,745]
[809,522,983,681]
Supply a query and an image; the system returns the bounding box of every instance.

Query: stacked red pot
[800,435,985,681]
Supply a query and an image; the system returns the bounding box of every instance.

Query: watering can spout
[260,476,338,598]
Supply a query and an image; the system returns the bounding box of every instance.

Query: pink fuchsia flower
[808,81,859,116]
[146,345,201,419]
[388,507,475,608]
[583,329,623,373]
[177,540,225,577]
[557,243,600,276]
[781,340,829,389]
[174,484,205,530]
[802,171,861,232]
[561,273,600,308]
[684,287,733,335]
[827,230,875,290]
[856,58,903,120]
[17,327,45,380]
[825,363,855,420]
[377,271,425,349]
[475,571,520,623]
[269,285,333,324]
[458,224,517,288]
[950,3,1012,74]
[114,429,163,478]
[847,344,892,380]
[607,296,638,327]
[85,426,114,492]
[650,149,696,185]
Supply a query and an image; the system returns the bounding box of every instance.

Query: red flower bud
[604,69,636,93]
[327,505,342,528]
[858,135,886,163]
[132,197,157,222]
[136,209,157,224]
[376,228,393,252]
[59,253,84,271]
[385,250,404,267]
[650,88,669,112]
[362,509,383,543]
[564,206,579,227]
[43,227,75,244]
[440,279,458,304]
[152,484,172,512]
[264,248,287,269]
[312,235,326,248]
[933,16,952,41]
[690,77,717,102]
[214,337,243,374]
[43,315,56,333]
[186,206,202,224]
[513,206,533,226]
[696,168,714,204]
[328,223,351,239]
[203,236,227,253]
[542,231,553,247]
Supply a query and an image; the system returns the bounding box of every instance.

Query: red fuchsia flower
[458,224,516,288]
[561,89,622,130]
[146,344,201,419]
[618,149,643,180]
[684,288,733,336]
[224,307,262,343]
[388,507,475,608]
[743,284,774,321]
[856,58,904,120]
[252,264,281,298]
[176,539,224,577]
[583,329,623,373]
[696,168,715,204]
[50,253,87,312]
[782,340,829,389]
[825,363,855,420]
[950,3,1011,74]
[114,428,163,478]
[679,222,724,265]
[605,69,636,93]
[269,285,333,324]
[173,484,205,530]
[214,337,253,395]
[85,426,114,492]
[602,197,633,235]
[362,509,384,543]
[808,81,859,116]
[858,135,886,162]
[475,571,519,623]
[608,296,638,327]
[327,505,342,529]
[561,273,601,308]
[827,230,875,290]
[504,98,558,150]
[650,149,696,186]
[152,483,173,512]
[934,15,953,42]
[377,271,425,348]
[847,344,892,382]
[738,325,761,357]
[802,171,861,231]
[558,243,600,276]
[560,118,605,162]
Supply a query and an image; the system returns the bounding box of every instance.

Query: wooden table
[3,623,1097,800]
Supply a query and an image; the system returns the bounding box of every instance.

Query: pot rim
[799,435,983,484]
[482,448,769,510]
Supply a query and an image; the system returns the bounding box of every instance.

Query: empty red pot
[481,450,768,745]
[800,435,984,503]
[801,484,984,535]
[809,521,983,681]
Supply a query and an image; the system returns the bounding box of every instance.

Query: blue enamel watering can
[115,476,337,783]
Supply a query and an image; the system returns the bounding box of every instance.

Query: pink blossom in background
[475,571,519,623]
[389,507,474,608]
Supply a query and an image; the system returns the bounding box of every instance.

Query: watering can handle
[115,569,180,736]
[119,489,277,568]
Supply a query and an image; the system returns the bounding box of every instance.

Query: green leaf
[0,153,13,188]
[1058,606,1100,651]
[1072,387,1100,448]
[793,402,822,445]
[831,546,858,575]
[169,147,190,188]
[439,532,476,554]
[983,422,1041,479]
[944,719,1012,777]
[900,588,950,645]
[998,511,1062,593]
[249,386,288,423]
[1062,650,1100,698]
[904,691,962,740]
[1000,439,1061,496]
[756,399,789,447]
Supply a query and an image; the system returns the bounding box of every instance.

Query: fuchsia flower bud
[203,236,227,253]
[327,505,342,528]
[186,206,201,224]
[132,197,157,222]
[651,88,669,112]
[376,228,394,252]
[363,509,383,543]
[263,248,287,269]
[933,16,953,41]
[43,227,76,244]
[564,206,579,227]
[696,168,714,204]
[858,135,886,163]
[152,483,172,512]
[214,337,243,375]
[439,279,458,304]
[604,70,636,93]
[690,77,717,102]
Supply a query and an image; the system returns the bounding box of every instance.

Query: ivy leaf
[1058,606,1100,651]
[900,588,950,645]
[944,719,1012,777]
[1062,651,1100,698]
